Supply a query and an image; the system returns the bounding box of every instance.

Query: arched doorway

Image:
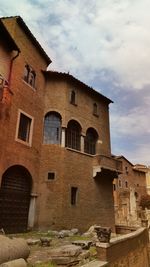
[0,165,32,233]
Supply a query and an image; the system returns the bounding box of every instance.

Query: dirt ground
[10,232,96,266]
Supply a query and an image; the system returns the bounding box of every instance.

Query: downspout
[8,50,20,89]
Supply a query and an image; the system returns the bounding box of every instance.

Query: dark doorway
[0,165,32,233]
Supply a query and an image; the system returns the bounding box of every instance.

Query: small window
[93,103,98,116]
[70,90,76,105]
[125,166,128,174]
[16,110,33,145]
[18,113,31,142]
[113,184,116,191]
[48,172,55,180]
[125,181,128,188]
[24,64,30,83]
[23,64,36,88]
[29,70,36,87]
[118,179,122,188]
[71,187,78,205]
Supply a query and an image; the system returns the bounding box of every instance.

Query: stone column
[81,135,85,152]
[61,127,66,147]
[97,139,103,154]
[28,193,38,229]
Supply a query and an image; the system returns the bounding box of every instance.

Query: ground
[9,231,97,267]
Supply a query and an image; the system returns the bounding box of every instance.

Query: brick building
[0,16,122,233]
[113,156,147,226]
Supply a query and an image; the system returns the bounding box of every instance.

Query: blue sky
[0,0,150,165]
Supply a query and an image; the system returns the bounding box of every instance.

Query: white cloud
[1,0,150,89]
[111,105,150,138]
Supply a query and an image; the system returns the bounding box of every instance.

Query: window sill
[93,113,99,118]
[66,147,95,157]
[70,102,77,106]
[15,138,32,147]
[22,79,36,90]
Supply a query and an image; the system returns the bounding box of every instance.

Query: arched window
[93,103,98,116]
[65,120,81,150]
[70,90,76,105]
[84,128,98,155]
[43,112,61,144]
[24,65,30,83]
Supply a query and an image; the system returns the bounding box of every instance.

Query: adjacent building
[0,16,122,233]
[113,156,147,226]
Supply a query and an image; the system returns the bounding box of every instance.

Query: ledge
[96,227,146,248]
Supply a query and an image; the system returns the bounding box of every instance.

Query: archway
[0,165,32,233]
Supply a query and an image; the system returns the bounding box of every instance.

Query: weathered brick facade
[113,156,147,226]
[0,16,122,233]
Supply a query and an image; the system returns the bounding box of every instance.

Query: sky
[0,0,150,166]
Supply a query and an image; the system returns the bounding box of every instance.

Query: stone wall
[96,227,150,267]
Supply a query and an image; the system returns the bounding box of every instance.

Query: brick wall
[0,17,48,194]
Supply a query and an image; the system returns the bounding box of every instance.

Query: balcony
[93,154,122,178]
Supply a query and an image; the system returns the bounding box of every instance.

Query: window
[125,181,128,188]
[93,103,98,116]
[71,187,78,205]
[118,179,122,187]
[48,172,55,180]
[23,64,36,88]
[65,120,81,150]
[113,184,116,191]
[43,112,61,144]
[16,110,33,145]
[125,166,128,174]
[24,64,30,83]
[29,70,36,87]
[70,90,76,105]
[84,128,98,155]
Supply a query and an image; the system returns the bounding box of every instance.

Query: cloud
[1,0,150,89]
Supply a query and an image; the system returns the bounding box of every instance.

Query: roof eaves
[43,70,113,104]
[114,155,134,166]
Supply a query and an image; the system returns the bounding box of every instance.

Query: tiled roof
[43,70,113,104]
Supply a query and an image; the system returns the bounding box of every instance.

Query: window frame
[93,102,99,117]
[15,109,34,146]
[47,172,56,181]
[84,128,98,155]
[70,89,77,106]
[23,64,36,89]
[71,186,78,206]
[43,112,62,144]
[118,179,122,188]
[65,120,81,151]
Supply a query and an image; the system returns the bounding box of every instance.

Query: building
[134,164,150,195]
[113,156,147,226]
[0,16,122,233]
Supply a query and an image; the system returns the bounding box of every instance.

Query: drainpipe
[8,50,20,89]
